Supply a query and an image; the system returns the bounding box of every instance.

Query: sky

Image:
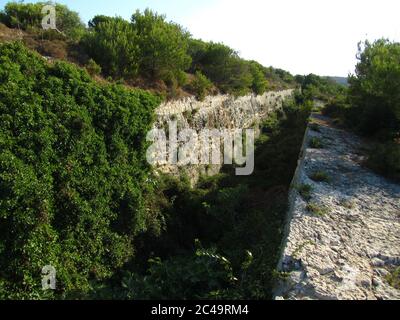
[1,0,399,76]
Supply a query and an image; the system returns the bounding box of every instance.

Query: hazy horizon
[1,0,399,77]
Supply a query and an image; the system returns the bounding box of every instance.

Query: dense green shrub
[85,58,102,76]
[367,142,400,181]
[0,42,161,298]
[1,2,298,97]
[348,39,400,139]
[187,39,296,96]
[187,38,208,73]
[120,246,237,299]
[119,99,311,300]
[82,16,139,78]
[297,73,347,102]
[323,97,350,118]
[83,10,192,84]
[250,61,268,95]
[0,2,85,40]
[188,41,253,96]
[131,9,192,81]
[190,71,213,101]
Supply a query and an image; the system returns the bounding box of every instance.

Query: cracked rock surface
[152,90,294,185]
[274,114,400,300]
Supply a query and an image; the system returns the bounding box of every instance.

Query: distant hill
[326,76,349,86]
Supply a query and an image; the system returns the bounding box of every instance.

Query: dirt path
[274,114,400,300]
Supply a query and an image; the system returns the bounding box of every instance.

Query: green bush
[348,39,400,139]
[83,10,192,84]
[176,70,188,87]
[250,61,268,95]
[323,98,349,119]
[297,73,347,102]
[131,9,192,80]
[119,246,237,299]
[386,267,400,290]
[188,41,253,96]
[85,58,102,76]
[0,2,85,40]
[367,142,400,181]
[82,16,139,78]
[190,71,213,101]
[0,42,161,298]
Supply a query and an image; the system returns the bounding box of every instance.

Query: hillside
[0,2,296,100]
[0,1,399,301]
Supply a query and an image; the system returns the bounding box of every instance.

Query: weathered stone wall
[152,89,294,183]
[274,115,400,300]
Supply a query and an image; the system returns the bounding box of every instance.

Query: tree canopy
[0,2,85,40]
[83,16,139,78]
[349,39,400,138]
[131,9,192,80]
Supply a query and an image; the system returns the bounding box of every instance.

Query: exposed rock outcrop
[152,90,294,184]
[274,114,400,300]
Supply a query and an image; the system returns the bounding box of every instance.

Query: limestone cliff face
[155,89,294,130]
[151,89,294,183]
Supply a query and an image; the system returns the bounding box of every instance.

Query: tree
[131,9,192,81]
[83,16,139,78]
[187,38,208,73]
[348,39,400,138]
[250,61,268,95]
[0,2,85,40]
[188,42,253,95]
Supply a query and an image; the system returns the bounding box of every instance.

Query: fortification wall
[152,89,294,183]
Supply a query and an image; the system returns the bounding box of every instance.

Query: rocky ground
[274,114,400,300]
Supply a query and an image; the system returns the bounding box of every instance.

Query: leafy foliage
[82,16,139,78]
[131,9,192,81]
[187,39,295,96]
[82,10,192,86]
[325,39,400,180]
[1,2,296,98]
[0,42,160,298]
[189,71,213,101]
[85,58,101,76]
[188,41,253,96]
[0,2,85,40]
[348,39,400,139]
[120,246,237,300]
[112,98,311,300]
[249,61,268,95]
[366,142,400,181]
[296,73,347,102]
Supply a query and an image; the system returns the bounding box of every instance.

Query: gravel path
[274,115,400,300]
